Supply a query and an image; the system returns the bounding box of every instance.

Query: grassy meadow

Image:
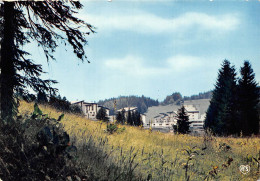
[19,101,260,181]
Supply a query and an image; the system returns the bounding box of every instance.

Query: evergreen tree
[0,1,94,122]
[237,61,259,135]
[176,106,190,134]
[127,111,133,125]
[121,108,126,124]
[37,92,48,103]
[133,111,142,126]
[96,107,109,122]
[116,111,123,124]
[204,60,237,135]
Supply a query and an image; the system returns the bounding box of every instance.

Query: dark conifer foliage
[237,61,259,135]
[161,92,182,105]
[96,107,109,122]
[176,106,190,134]
[0,1,94,121]
[127,111,133,125]
[205,60,237,135]
[98,95,159,115]
[37,92,48,103]
[116,111,124,124]
[132,111,142,126]
[121,108,126,124]
[117,109,142,126]
[183,91,212,101]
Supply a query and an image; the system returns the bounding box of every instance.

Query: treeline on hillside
[97,95,159,114]
[205,60,259,136]
[183,91,212,101]
[160,92,182,105]
[17,92,83,115]
[160,91,212,106]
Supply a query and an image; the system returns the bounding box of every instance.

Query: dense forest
[97,95,159,114]
[160,91,212,106]
[183,91,212,101]
[98,91,213,114]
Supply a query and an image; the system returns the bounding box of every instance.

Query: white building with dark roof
[71,101,109,120]
[143,99,210,134]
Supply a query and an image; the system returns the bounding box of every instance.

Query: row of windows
[155,120,176,123]
[192,124,203,127]
[147,124,173,126]
[191,121,203,123]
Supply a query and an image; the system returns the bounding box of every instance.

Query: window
[192,121,203,123]
[147,124,150,126]
[166,124,169,125]
[193,124,202,127]
[159,124,162,126]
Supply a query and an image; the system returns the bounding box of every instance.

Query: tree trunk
[0,2,16,123]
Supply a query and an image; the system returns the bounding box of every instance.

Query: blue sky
[28,0,260,102]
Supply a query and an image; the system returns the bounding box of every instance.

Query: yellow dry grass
[19,101,260,180]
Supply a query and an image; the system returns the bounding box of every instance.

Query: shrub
[0,103,83,180]
[106,123,125,134]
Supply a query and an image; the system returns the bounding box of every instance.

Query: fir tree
[133,111,142,126]
[0,1,94,122]
[121,108,126,124]
[176,106,190,134]
[96,107,109,122]
[116,111,123,124]
[127,111,133,125]
[204,60,237,135]
[237,61,259,135]
[37,92,48,103]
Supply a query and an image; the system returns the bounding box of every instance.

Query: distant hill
[98,91,213,115]
[97,95,159,115]
[183,91,212,101]
[160,91,212,106]
[160,92,182,105]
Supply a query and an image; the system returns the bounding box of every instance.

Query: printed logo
[239,165,250,175]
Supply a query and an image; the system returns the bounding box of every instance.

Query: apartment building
[71,101,109,120]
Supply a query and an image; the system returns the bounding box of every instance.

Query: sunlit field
[19,101,260,180]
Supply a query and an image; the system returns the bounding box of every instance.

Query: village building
[146,111,177,130]
[71,101,109,120]
[184,105,205,134]
[143,102,208,134]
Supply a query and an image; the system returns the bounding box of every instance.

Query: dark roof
[188,111,199,113]
[166,111,174,114]
[98,105,110,110]
[71,100,84,104]
[84,102,98,105]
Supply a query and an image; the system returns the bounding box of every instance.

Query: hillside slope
[16,101,260,181]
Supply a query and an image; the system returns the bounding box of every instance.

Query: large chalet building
[143,104,206,134]
[71,101,109,120]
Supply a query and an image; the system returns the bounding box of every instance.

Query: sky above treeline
[28,0,260,102]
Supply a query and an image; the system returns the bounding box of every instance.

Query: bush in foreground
[0,104,87,181]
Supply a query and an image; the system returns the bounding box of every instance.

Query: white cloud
[104,54,205,77]
[104,55,169,76]
[166,55,203,71]
[83,12,239,34]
